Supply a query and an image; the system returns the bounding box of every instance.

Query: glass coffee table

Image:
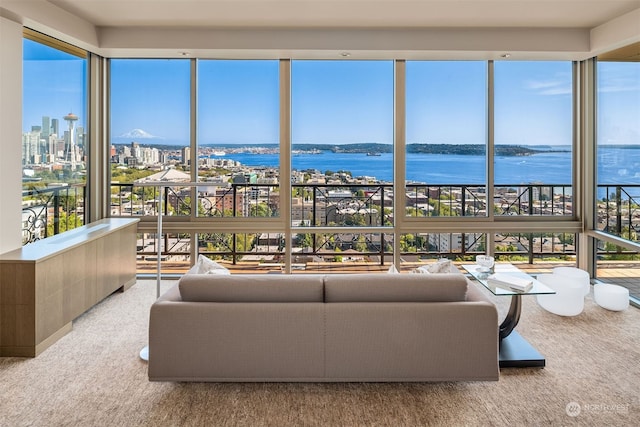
[462,263,555,368]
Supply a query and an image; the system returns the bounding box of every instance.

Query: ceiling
[598,41,640,61]
[48,0,640,30]
[1,0,638,59]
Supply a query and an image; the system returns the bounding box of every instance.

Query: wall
[0,16,22,254]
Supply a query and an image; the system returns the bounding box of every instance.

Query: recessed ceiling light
[179,51,192,57]
[500,53,511,58]
[340,52,351,57]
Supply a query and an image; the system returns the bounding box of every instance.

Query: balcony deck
[136,259,640,301]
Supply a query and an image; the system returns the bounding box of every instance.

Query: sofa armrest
[465,278,494,304]
[156,282,182,302]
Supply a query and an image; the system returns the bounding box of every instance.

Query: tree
[46,211,82,236]
[400,233,417,252]
[354,235,368,252]
[296,233,312,249]
[250,203,272,217]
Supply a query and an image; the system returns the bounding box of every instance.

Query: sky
[22,39,87,133]
[23,38,640,147]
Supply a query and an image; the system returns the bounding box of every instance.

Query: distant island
[408,144,562,156]
[296,143,568,156]
[114,141,570,157]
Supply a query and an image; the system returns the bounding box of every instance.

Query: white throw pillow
[194,255,231,275]
[414,259,452,274]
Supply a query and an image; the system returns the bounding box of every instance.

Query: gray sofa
[148,273,499,382]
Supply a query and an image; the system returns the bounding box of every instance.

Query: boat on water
[366,152,381,156]
[212,151,226,156]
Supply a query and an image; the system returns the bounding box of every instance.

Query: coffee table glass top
[462,263,555,296]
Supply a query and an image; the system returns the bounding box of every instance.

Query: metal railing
[21,184,86,245]
[598,184,640,243]
[111,183,279,218]
[20,181,638,267]
[494,184,573,216]
[111,182,579,265]
[110,182,574,220]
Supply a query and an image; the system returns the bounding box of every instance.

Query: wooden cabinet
[0,218,139,357]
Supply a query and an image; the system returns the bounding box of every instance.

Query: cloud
[598,79,640,93]
[525,78,572,96]
[597,64,640,93]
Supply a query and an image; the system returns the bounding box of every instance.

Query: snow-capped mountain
[117,128,160,139]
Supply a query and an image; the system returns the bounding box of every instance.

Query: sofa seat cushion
[179,274,324,302]
[324,273,468,302]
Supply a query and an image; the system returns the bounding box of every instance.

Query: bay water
[209,146,640,185]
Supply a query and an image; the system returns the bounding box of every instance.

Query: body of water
[208,146,640,185]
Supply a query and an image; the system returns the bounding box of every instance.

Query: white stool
[536,273,585,316]
[593,283,629,311]
[553,267,590,296]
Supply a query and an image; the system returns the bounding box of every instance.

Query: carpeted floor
[0,279,638,426]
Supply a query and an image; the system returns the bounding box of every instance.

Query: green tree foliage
[354,235,368,252]
[110,166,155,183]
[250,203,272,217]
[296,233,313,249]
[46,211,82,236]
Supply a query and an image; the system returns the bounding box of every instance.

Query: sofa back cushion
[324,273,468,302]
[178,274,325,302]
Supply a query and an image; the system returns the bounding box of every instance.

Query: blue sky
[494,61,574,146]
[23,39,640,146]
[291,60,394,144]
[22,39,87,133]
[598,62,640,145]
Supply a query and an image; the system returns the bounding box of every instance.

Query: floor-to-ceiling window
[21,29,88,245]
[109,59,191,274]
[493,61,576,264]
[196,60,281,268]
[595,57,640,299]
[105,57,587,275]
[290,60,395,270]
[403,61,487,263]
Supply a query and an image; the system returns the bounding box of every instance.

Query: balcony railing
[21,184,86,245]
[111,182,574,220]
[494,184,573,216]
[111,183,279,218]
[597,184,640,243]
[112,182,580,266]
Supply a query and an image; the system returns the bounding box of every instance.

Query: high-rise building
[41,116,50,140]
[182,147,190,165]
[51,118,59,136]
[76,126,85,149]
[22,132,40,165]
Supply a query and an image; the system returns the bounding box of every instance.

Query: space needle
[63,112,78,169]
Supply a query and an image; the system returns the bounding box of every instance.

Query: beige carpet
[0,279,638,427]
